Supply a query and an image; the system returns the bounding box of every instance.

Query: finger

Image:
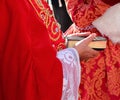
[90,49,99,56]
[74,32,91,36]
[81,49,99,61]
[78,32,91,36]
[82,33,96,45]
[67,32,91,37]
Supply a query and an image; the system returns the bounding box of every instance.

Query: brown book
[66,36,107,50]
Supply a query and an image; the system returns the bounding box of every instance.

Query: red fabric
[65,0,110,29]
[102,0,120,6]
[0,0,63,100]
[28,0,66,51]
[65,0,120,100]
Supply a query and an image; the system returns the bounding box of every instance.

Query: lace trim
[57,48,81,100]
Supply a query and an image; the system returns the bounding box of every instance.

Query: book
[66,36,107,50]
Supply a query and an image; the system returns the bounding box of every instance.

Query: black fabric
[51,0,73,32]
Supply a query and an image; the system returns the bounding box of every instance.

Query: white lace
[57,48,81,100]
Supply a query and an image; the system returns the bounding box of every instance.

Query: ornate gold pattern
[65,0,120,99]
[56,43,66,50]
[29,0,65,50]
[49,21,61,41]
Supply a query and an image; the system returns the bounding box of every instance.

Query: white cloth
[57,48,81,100]
[92,3,120,43]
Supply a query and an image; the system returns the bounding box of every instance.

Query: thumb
[82,33,96,45]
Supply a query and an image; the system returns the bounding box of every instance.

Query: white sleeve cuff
[57,48,81,100]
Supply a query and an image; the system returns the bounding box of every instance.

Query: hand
[74,33,99,61]
[67,31,91,37]
[64,23,80,35]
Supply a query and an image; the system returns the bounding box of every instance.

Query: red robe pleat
[0,0,64,100]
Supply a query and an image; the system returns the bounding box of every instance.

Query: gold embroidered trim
[29,0,61,41]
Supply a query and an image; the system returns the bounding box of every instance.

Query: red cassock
[65,0,120,100]
[0,0,66,100]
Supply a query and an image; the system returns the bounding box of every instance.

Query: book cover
[66,36,107,50]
